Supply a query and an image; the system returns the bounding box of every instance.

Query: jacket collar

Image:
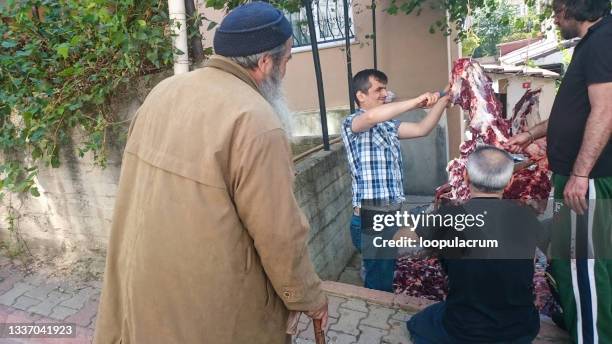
[204,55,261,95]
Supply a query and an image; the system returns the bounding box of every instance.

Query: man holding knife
[341,69,451,292]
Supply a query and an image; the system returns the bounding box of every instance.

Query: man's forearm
[528,120,548,139]
[414,96,450,136]
[572,109,612,176]
[352,98,422,132]
[366,99,421,123]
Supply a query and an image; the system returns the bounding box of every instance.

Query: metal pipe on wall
[168,0,189,74]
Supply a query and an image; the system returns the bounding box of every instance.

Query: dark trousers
[407,302,536,344]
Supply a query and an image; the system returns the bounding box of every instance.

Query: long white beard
[259,67,293,138]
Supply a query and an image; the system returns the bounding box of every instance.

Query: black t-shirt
[547,15,612,177]
[418,198,542,342]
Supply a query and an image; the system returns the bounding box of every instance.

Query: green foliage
[385,0,552,44]
[0,0,175,197]
[470,1,551,57]
[386,0,494,40]
[205,0,246,10]
[462,1,539,57]
[461,30,481,57]
[0,201,30,259]
[204,0,301,12]
[501,31,539,44]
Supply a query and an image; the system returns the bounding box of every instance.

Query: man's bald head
[466,146,514,193]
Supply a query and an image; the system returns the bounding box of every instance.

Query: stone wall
[294,143,355,281]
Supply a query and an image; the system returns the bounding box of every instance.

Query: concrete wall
[292,107,350,137]
[0,72,170,275]
[398,110,449,195]
[0,74,355,279]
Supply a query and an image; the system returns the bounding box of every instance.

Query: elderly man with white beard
[93,3,327,343]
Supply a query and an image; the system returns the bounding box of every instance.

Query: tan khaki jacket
[93,56,326,344]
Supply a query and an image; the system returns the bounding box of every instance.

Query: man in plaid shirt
[341,69,450,291]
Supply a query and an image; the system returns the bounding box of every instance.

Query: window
[284,0,355,49]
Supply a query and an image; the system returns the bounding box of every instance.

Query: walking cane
[313,318,326,344]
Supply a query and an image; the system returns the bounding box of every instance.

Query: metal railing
[286,0,355,48]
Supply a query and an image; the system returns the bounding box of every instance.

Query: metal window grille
[285,0,355,48]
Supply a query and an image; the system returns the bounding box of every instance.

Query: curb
[322,281,435,312]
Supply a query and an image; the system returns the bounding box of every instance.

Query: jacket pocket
[265,279,275,308]
[245,245,252,273]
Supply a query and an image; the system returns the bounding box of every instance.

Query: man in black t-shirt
[506,1,612,342]
[407,146,542,343]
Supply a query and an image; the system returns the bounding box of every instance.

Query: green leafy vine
[0,0,177,198]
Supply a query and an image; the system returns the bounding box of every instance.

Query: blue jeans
[407,302,536,344]
[350,214,397,292]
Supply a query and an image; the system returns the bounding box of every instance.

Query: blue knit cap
[213,2,293,57]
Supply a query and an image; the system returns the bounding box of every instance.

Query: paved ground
[0,261,98,343]
[0,261,410,344]
[337,252,363,287]
[0,259,569,344]
[294,294,412,344]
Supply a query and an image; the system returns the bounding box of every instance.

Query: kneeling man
[407,146,543,344]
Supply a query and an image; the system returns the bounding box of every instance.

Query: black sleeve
[585,31,612,85]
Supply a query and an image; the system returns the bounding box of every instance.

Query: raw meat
[437,58,551,211]
[394,250,561,317]
[395,59,555,307]
[394,256,447,301]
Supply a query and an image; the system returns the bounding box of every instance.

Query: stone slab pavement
[0,261,569,344]
[0,261,98,344]
[312,281,570,344]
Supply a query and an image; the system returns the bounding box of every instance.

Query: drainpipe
[168,0,189,74]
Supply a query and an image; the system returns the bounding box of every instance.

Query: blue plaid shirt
[341,109,405,208]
